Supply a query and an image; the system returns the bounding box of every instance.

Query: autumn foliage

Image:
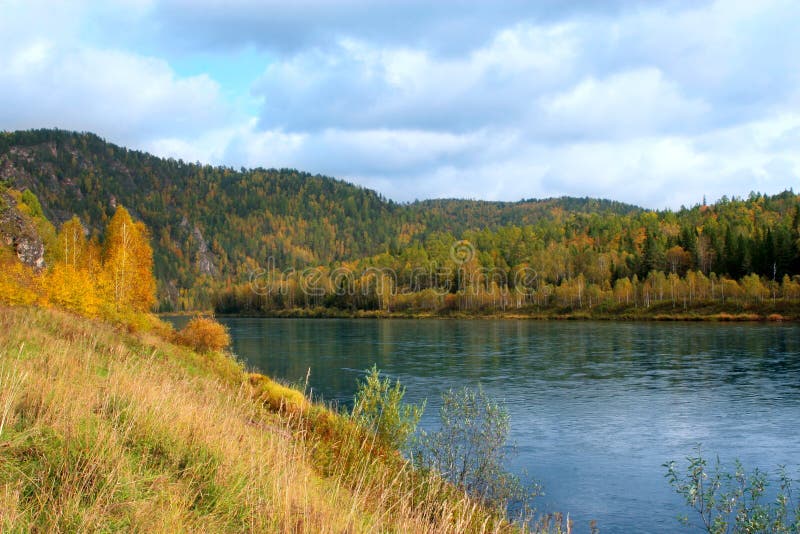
[1,193,158,321]
[99,206,157,313]
[0,247,41,305]
[176,316,231,353]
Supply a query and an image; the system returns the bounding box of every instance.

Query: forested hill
[407,197,638,235]
[0,129,641,308]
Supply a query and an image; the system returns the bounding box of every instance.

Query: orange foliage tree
[2,194,158,319]
[46,216,101,316]
[100,206,157,313]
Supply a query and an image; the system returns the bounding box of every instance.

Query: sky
[1,0,798,209]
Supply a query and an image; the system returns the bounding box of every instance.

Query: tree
[782,275,800,301]
[46,217,100,315]
[614,277,633,305]
[176,316,231,353]
[741,274,767,304]
[666,246,691,275]
[724,227,744,278]
[696,233,716,274]
[46,263,99,316]
[0,248,40,305]
[54,216,87,268]
[641,228,666,276]
[101,206,156,312]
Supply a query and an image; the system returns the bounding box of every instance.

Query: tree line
[0,129,640,310]
[215,191,800,315]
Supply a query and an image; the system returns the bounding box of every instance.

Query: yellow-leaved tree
[54,216,88,267]
[100,206,157,313]
[46,216,101,316]
[0,247,41,306]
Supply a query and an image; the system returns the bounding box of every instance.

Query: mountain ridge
[1,128,648,309]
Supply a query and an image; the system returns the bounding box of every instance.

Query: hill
[0,192,550,532]
[0,129,640,309]
[1,129,798,317]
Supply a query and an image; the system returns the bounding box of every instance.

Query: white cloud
[1,0,798,210]
[253,24,576,132]
[540,68,709,139]
[0,44,230,144]
[592,0,800,126]
[141,0,675,55]
[0,0,233,148]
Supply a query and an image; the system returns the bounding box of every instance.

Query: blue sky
[1,0,798,208]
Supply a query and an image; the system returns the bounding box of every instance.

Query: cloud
[0,44,230,145]
[0,0,234,148]
[253,25,576,133]
[142,0,671,55]
[539,68,709,140]
[585,0,800,127]
[1,0,798,211]
[247,0,798,141]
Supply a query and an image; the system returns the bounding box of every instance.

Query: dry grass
[0,307,534,533]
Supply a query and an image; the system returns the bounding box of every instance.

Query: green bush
[665,448,800,533]
[415,385,537,513]
[351,365,424,451]
[21,189,44,218]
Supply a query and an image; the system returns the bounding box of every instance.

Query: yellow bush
[176,316,231,353]
[45,263,99,316]
[249,373,310,414]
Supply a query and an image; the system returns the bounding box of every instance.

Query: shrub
[249,373,310,414]
[21,189,45,218]
[176,316,231,353]
[415,385,537,513]
[351,365,424,451]
[664,448,799,533]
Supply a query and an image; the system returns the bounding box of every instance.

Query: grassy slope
[0,307,515,533]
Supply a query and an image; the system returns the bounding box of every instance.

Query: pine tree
[641,228,665,277]
[791,203,800,273]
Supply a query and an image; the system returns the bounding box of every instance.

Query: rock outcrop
[0,191,46,270]
[192,224,219,277]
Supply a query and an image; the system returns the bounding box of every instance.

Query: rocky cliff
[0,191,46,270]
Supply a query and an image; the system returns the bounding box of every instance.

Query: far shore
[159,306,799,323]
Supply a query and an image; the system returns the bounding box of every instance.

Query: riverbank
[194,302,799,322]
[0,306,519,532]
